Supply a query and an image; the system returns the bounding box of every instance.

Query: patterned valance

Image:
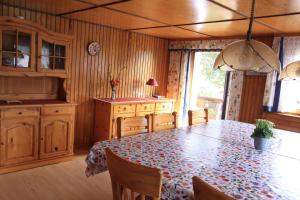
[169,39,239,50]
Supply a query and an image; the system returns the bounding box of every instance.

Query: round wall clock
[88,41,100,56]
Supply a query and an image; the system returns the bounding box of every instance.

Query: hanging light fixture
[279,61,300,80]
[213,0,280,73]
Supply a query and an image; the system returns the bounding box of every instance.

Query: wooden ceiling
[4,0,300,39]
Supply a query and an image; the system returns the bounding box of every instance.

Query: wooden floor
[0,154,113,200]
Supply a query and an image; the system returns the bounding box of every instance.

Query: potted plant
[251,119,275,151]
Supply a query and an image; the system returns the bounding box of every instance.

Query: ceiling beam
[57,0,132,16]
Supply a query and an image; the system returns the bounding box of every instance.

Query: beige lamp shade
[279,61,300,80]
[214,40,281,73]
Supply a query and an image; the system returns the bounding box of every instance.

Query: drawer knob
[18,112,22,115]
[55,147,58,151]
[123,108,127,111]
[144,106,147,109]
[55,110,59,113]
[1,142,4,145]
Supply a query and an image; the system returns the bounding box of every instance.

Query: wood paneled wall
[0,4,169,148]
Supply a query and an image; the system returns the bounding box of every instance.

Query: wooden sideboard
[0,101,76,174]
[262,112,300,133]
[94,98,175,141]
[0,17,76,174]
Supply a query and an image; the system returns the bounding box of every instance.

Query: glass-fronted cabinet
[0,27,35,71]
[38,33,69,75]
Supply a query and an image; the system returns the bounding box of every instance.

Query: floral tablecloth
[86,120,300,200]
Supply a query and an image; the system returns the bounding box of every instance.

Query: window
[279,79,300,113]
[190,51,227,119]
[278,38,300,114]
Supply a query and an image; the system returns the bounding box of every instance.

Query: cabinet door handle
[10,138,13,143]
[0,142,4,145]
[18,112,22,115]
[54,147,58,151]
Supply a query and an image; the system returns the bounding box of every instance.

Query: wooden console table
[94,98,175,141]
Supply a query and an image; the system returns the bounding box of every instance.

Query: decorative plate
[88,41,100,56]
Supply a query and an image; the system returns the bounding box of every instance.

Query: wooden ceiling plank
[134,26,209,39]
[212,0,300,18]
[257,14,300,35]
[108,0,244,25]
[180,19,279,38]
[207,0,249,18]
[57,0,131,16]
[104,6,213,37]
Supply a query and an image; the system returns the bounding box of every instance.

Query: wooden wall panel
[0,77,58,100]
[0,4,169,148]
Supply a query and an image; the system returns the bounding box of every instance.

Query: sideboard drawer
[1,107,40,118]
[113,104,136,114]
[155,102,173,113]
[42,106,74,116]
[136,103,155,113]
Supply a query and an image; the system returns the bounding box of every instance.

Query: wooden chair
[188,108,208,126]
[152,112,177,132]
[116,115,150,139]
[105,148,162,200]
[192,176,234,200]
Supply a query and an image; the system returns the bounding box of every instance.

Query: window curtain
[262,37,283,112]
[278,36,300,112]
[167,50,195,126]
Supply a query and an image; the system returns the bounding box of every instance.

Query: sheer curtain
[278,37,300,113]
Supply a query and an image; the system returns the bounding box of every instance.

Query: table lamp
[146,78,164,98]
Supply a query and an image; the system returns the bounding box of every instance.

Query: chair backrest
[188,108,208,126]
[105,148,162,200]
[192,176,234,200]
[116,115,150,139]
[152,112,177,132]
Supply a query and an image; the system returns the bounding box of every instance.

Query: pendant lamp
[213,0,280,73]
[279,61,300,80]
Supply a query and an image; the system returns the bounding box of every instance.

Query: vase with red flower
[110,79,120,100]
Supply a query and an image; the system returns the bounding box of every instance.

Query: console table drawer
[136,103,155,113]
[113,104,136,114]
[155,102,173,113]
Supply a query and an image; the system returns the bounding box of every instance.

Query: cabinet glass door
[17,32,31,68]
[2,30,16,67]
[55,44,65,70]
[41,40,54,69]
[1,30,32,69]
[41,40,66,70]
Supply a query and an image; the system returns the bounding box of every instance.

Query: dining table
[85,120,300,200]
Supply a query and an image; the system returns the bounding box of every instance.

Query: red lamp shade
[146,78,158,87]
